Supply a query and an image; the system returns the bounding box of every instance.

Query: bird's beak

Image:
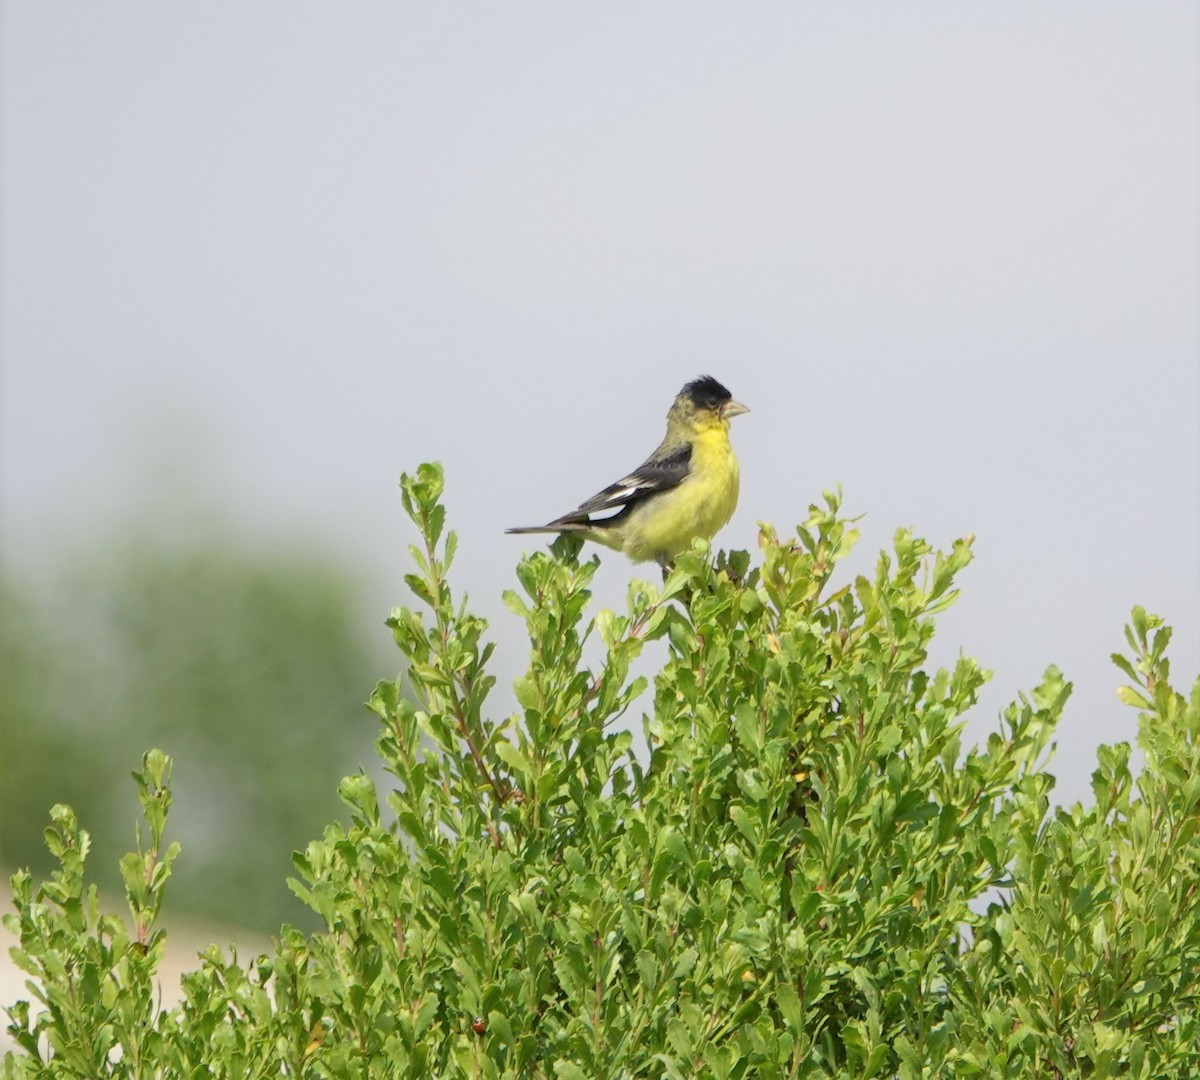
[721,400,750,419]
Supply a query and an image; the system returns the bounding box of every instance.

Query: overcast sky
[3,3,1197,806]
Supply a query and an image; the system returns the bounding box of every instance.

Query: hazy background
[2,2,1197,940]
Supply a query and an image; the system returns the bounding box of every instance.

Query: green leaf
[733,701,761,753]
[553,1064,590,1080]
[493,738,533,782]
[1117,685,1153,710]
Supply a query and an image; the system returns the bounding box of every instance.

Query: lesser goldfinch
[507,376,749,565]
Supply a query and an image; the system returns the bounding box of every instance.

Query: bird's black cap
[680,375,733,411]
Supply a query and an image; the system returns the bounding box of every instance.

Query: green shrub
[4,463,1198,1077]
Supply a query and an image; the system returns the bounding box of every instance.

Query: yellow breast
[621,424,740,563]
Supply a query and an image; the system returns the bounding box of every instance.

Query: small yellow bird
[507,376,749,565]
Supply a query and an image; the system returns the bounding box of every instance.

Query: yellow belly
[619,428,740,563]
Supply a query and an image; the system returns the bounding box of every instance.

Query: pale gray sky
[3,4,1197,805]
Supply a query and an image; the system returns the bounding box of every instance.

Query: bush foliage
[4,463,1199,1077]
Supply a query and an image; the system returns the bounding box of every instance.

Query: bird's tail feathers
[505,523,588,535]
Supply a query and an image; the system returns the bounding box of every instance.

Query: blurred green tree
[1,522,388,932]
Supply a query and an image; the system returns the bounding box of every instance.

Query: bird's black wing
[547,443,693,527]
